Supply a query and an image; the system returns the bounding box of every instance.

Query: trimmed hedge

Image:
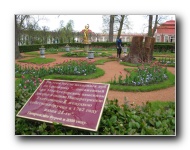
[154,43,175,53]
[19,42,175,53]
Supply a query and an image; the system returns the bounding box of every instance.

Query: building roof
[162,20,175,25]
[156,20,175,34]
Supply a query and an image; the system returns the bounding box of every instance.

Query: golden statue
[83,24,90,44]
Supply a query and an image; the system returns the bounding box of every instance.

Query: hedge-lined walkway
[15,51,175,106]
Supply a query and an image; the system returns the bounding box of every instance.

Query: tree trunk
[121,36,144,63]
[152,15,158,37]
[109,15,114,42]
[121,36,155,63]
[150,37,155,60]
[15,15,21,59]
[148,15,153,37]
[143,36,155,62]
[117,15,125,39]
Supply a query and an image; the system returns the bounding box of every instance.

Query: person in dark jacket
[116,37,122,58]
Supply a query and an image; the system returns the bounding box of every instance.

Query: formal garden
[15,41,175,135]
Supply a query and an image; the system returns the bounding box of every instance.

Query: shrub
[15,98,175,135]
[19,42,175,53]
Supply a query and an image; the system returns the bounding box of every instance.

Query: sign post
[17,79,110,131]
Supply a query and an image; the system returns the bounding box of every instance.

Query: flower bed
[62,51,112,57]
[158,57,175,67]
[111,63,168,86]
[16,60,96,78]
[15,59,105,93]
[109,62,175,92]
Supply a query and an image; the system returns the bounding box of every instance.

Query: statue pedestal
[39,47,45,58]
[88,51,95,59]
[83,40,91,52]
[84,44,90,52]
[65,46,70,52]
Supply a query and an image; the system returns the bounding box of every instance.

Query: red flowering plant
[18,75,42,93]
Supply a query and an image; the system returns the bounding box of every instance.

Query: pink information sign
[17,79,110,131]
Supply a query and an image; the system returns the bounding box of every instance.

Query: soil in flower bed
[16,52,175,106]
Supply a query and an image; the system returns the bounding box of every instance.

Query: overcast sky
[37,15,175,33]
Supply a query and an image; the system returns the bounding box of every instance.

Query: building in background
[18,20,176,45]
[154,20,175,43]
[77,31,146,43]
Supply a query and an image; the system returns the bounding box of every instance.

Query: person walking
[116,37,122,59]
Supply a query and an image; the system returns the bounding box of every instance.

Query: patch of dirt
[16,52,175,106]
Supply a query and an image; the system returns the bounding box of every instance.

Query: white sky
[37,15,175,33]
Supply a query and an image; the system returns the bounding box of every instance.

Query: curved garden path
[16,52,175,106]
[81,61,175,106]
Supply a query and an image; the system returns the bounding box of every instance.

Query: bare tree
[108,15,114,42]
[15,15,45,59]
[15,15,20,59]
[116,15,125,39]
[102,15,110,34]
[102,15,130,41]
[148,15,153,36]
[25,21,41,44]
[152,15,158,36]
[142,15,170,37]
[15,15,30,59]
[41,26,50,44]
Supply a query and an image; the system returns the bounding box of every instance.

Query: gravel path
[16,52,175,106]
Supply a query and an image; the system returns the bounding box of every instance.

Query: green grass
[91,48,116,51]
[15,73,30,79]
[23,51,39,56]
[42,67,105,80]
[18,57,56,64]
[24,50,60,56]
[15,78,21,88]
[147,101,175,111]
[124,68,135,73]
[153,52,175,57]
[62,52,87,57]
[94,52,113,57]
[62,51,113,58]
[94,58,116,65]
[120,59,175,67]
[109,71,175,92]
[45,51,58,54]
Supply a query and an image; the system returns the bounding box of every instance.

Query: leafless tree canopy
[102,15,130,42]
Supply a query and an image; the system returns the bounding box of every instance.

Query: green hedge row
[19,42,175,53]
[154,43,175,52]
